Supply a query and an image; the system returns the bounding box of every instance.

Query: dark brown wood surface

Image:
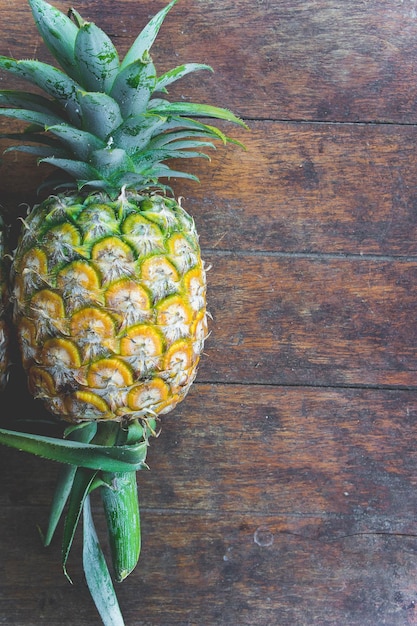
[1,1,417,625]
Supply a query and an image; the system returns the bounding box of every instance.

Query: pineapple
[13,189,208,424]
[0,215,10,391]
[0,0,245,424]
[0,0,245,622]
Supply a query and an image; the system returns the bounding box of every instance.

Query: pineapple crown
[0,0,246,197]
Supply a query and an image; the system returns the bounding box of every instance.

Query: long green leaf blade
[0,107,64,128]
[148,101,248,127]
[4,144,68,158]
[62,467,97,580]
[83,496,126,626]
[47,124,106,160]
[0,132,62,147]
[110,59,156,117]
[112,114,167,154]
[0,428,149,472]
[161,116,231,141]
[74,22,119,92]
[40,157,98,181]
[0,58,81,124]
[29,0,80,81]
[148,128,220,149]
[0,90,61,115]
[76,91,122,140]
[44,422,98,547]
[156,63,213,91]
[90,148,135,178]
[150,139,215,151]
[44,464,77,547]
[134,148,211,169]
[121,0,178,69]
[141,163,199,182]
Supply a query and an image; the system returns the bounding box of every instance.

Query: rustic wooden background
[1,0,417,624]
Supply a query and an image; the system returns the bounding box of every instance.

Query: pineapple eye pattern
[92,237,137,284]
[105,279,152,328]
[122,214,165,255]
[13,193,207,423]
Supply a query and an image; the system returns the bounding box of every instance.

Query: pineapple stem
[101,471,141,582]
[91,422,144,580]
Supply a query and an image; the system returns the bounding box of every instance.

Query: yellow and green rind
[12,191,207,423]
[0,216,10,392]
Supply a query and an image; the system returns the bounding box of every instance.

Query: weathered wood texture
[3,0,417,124]
[1,1,417,625]
[3,385,417,626]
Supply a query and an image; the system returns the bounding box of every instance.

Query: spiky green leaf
[0,428,149,472]
[40,156,98,181]
[44,465,77,547]
[29,0,80,81]
[47,124,106,160]
[110,59,156,117]
[0,90,61,115]
[76,91,122,140]
[156,63,213,91]
[0,107,64,128]
[142,163,199,181]
[62,467,98,581]
[0,57,81,124]
[112,113,167,154]
[74,21,120,92]
[149,100,248,127]
[148,129,213,149]
[4,144,68,158]
[121,0,178,69]
[135,148,211,166]
[90,148,136,178]
[43,423,98,547]
[0,131,61,147]
[114,172,154,189]
[83,496,126,626]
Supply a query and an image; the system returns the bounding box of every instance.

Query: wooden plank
[3,121,417,259]
[3,253,416,394]
[2,505,417,626]
[6,384,417,522]
[142,384,417,523]
[2,0,417,124]
[3,252,415,393]
[1,384,417,625]
[180,121,417,257]
[198,254,417,388]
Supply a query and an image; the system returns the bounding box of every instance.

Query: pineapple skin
[0,217,10,391]
[12,191,208,423]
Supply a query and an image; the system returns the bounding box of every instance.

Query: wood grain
[4,121,417,258]
[1,0,417,625]
[200,254,417,388]
[3,0,417,124]
[2,384,417,625]
[182,122,417,257]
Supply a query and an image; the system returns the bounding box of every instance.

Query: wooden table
[1,1,417,624]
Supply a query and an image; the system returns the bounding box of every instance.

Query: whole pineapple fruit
[0,0,245,622]
[13,186,207,423]
[0,0,244,422]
